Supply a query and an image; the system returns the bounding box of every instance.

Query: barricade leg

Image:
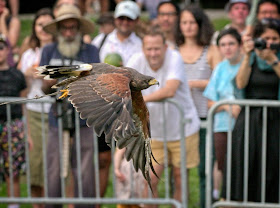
[199,127,206,208]
[46,126,62,208]
[71,126,95,208]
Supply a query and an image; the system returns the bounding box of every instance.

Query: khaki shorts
[151,132,199,169]
[28,110,49,187]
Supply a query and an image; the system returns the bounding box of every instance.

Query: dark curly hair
[176,5,214,47]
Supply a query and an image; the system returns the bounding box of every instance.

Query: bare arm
[236,36,254,89]
[0,8,9,37]
[188,79,209,90]
[143,79,180,102]
[8,0,19,17]
[7,16,20,48]
[114,148,126,182]
[208,100,241,118]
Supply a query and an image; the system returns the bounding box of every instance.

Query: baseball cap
[114,0,140,20]
[225,0,251,12]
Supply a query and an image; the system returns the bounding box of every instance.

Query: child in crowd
[203,27,244,200]
[19,8,54,208]
[114,148,145,208]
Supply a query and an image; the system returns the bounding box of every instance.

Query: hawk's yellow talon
[59,89,69,99]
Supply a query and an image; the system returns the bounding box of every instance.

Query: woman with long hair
[19,8,55,208]
[177,5,222,207]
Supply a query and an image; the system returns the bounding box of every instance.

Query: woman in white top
[177,5,222,208]
[19,8,54,208]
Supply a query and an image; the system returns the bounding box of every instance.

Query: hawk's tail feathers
[36,64,93,80]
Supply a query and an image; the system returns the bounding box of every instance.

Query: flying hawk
[37,63,159,189]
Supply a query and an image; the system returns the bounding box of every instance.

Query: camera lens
[254,38,267,50]
[270,43,280,50]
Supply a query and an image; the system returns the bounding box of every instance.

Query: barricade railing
[205,99,280,208]
[0,97,191,208]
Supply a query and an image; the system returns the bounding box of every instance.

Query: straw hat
[43,4,94,35]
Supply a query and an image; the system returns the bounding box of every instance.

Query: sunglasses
[117,16,134,21]
[158,12,177,17]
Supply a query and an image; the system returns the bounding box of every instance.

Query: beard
[57,33,82,58]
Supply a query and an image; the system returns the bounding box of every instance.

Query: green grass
[212,18,231,31]
[18,19,33,46]
[0,167,199,208]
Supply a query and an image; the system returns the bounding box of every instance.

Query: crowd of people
[0,0,280,208]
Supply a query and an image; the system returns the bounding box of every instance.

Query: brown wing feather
[121,91,158,191]
[66,65,157,190]
[68,72,136,143]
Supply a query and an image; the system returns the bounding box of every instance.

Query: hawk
[37,63,159,189]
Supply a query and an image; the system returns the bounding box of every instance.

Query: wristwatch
[270,59,279,67]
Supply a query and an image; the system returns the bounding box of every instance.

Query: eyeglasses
[158,12,177,17]
[59,25,79,32]
[258,10,278,16]
[117,16,134,22]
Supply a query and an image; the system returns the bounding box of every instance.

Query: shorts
[27,110,49,186]
[151,132,199,169]
[0,118,26,177]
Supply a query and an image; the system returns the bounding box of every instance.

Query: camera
[254,38,280,50]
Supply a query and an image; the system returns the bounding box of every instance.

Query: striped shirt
[184,46,212,118]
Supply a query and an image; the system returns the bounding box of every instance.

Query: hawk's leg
[59,89,69,99]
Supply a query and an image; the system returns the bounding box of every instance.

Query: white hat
[43,4,94,35]
[225,0,251,12]
[114,1,140,20]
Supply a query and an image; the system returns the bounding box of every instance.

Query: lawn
[0,16,229,208]
[0,168,200,208]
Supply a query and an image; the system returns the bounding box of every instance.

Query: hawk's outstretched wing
[37,63,159,189]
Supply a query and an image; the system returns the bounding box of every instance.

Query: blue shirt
[203,59,243,132]
[40,42,100,127]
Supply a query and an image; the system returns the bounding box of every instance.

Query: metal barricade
[205,99,280,208]
[0,97,191,208]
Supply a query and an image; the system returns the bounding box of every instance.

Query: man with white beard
[40,4,100,208]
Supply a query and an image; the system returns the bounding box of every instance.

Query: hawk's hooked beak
[149,79,159,86]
